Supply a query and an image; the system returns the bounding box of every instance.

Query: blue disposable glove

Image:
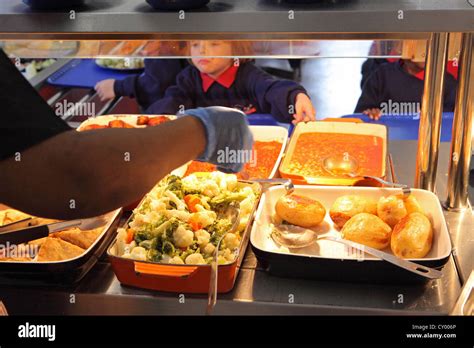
[182,106,254,173]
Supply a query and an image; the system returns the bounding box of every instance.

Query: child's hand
[363,108,382,120]
[293,93,316,125]
[95,79,116,102]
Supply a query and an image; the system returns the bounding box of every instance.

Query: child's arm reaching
[95,79,116,101]
[355,70,384,120]
[244,64,315,123]
[293,93,316,124]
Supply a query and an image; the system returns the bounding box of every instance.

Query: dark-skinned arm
[0,117,205,220]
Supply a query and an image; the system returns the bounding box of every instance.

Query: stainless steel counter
[0,0,473,38]
[0,140,472,315]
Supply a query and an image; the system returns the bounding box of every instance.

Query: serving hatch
[279,121,388,186]
[250,185,452,284]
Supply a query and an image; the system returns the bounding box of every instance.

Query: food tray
[251,186,452,284]
[279,121,387,186]
[0,209,122,286]
[77,114,176,131]
[183,125,288,179]
[108,181,262,294]
[47,59,140,89]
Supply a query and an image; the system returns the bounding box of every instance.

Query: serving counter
[0,140,471,316]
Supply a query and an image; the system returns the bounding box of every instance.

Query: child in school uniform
[146,41,315,124]
[95,59,188,110]
[355,59,457,120]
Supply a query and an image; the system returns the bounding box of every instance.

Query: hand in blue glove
[182,106,254,173]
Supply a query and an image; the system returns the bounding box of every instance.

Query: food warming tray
[248,125,289,178]
[251,186,452,284]
[0,209,122,286]
[182,125,289,179]
[108,182,262,294]
[279,121,388,186]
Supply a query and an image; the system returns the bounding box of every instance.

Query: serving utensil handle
[321,236,443,280]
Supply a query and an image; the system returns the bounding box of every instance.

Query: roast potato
[341,213,392,250]
[377,194,425,228]
[404,195,425,215]
[275,193,326,228]
[329,195,377,229]
[377,195,408,228]
[391,212,433,258]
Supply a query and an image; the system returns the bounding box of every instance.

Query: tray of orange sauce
[279,121,387,186]
[185,126,288,179]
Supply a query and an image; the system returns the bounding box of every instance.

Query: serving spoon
[270,224,442,279]
[206,201,241,315]
[206,178,294,315]
[323,154,411,197]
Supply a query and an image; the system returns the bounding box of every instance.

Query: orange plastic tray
[279,121,387,186]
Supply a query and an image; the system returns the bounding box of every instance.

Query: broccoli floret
[162,241,175,255]
[151,236,161,249]
[209,192,247,208]
[165,175,184,199]
[163,218,180,240]
[208,218,232,245]
[138,240,153,250]
[147,248,162,262]
[134,230,153,244]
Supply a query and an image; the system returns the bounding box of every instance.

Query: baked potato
[341,213,392,250]
[391,212,433,258]
[329,195,377,229]
[377,194,425,228]
[275,193,326,228]
[404,194,425,215]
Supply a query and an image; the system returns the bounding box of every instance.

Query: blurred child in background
[355,58,457,120]
[95,42,188,110]
[146,40,315,124]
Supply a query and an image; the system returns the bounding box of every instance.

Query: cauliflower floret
[128,213,149,229]
[170,256,184,264]
[150,199,167,212]
[202,243,216,256]
[224,174,238,191]
[220,248,236,262]
[217,255,228,264]
[161,254,172,264]
[194,229,211,246]
[164,191,186,211]
[185,253,206,265]
[203,181,220,197]
[164,209,191,222]
[240,196,254,215]
[130,246,147,261]
[189,211,216,228]
[223,233,240,250]
[173,225,194,248]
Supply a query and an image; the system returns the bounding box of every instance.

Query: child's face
[190,41,234,76]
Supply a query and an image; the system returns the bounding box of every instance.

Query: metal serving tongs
[0,215,110,245]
